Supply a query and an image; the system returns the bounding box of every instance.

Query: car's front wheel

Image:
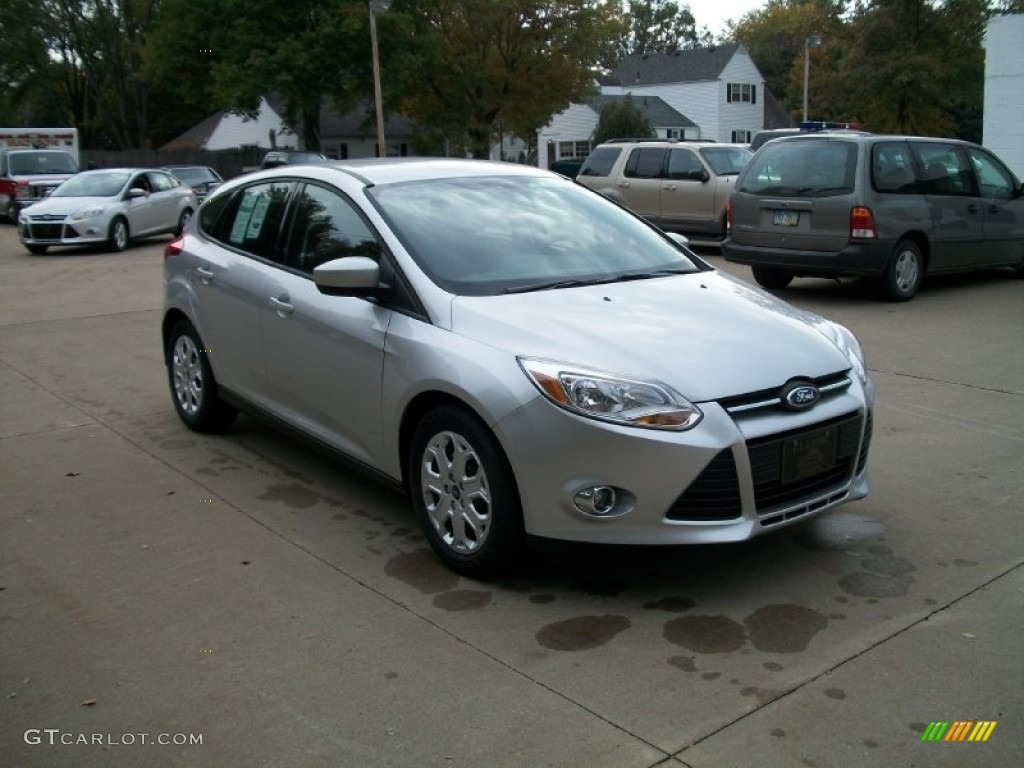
[176,208,193,236]
[880,239,923,301]
[751,265,794,290]
[409,406,524,579]
[107,216,129,252]
[166,320,237,433]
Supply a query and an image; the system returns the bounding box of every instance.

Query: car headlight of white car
[810,319,868,385]
[72,207,107,221]
[519,358,702,430]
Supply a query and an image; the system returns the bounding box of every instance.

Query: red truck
[0,128,80,222]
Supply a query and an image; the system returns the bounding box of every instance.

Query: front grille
[748,412,863,515]
[28,223,64,240]
[666,450,743,521]
[718,371,851,415]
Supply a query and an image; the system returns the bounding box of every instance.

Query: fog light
[573,486,618,517]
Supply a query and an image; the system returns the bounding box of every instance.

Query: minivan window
[737,139,857,196]
[872,142,917,193]
[909,142,974,196]
[967,148,1015,200]
[577,147,620,178]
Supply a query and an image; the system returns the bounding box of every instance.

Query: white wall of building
[983,14,1024,178]
[718,51,765,144]
[206,97,298,151]
[537,103,599,168]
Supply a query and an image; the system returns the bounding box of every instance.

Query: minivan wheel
[751,266,794,290]
[881,240,922,301]
[409,406,524,579]
[166,320,237,433]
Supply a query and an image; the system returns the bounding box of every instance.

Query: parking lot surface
[1,226,1021,767]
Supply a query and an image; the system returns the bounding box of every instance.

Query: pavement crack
[870,367,1023,397]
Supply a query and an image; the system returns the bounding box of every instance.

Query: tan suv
[576,140,751,239]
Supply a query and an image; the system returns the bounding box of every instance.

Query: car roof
[248,157,552,187]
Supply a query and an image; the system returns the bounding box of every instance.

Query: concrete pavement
[1,225,1021,767]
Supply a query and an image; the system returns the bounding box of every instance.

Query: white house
[983,14,1024,178]
[162,96,298,152]
[538,45,790,168]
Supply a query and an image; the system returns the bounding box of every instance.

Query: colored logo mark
[921,721,997,742]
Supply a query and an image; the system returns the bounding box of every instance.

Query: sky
[686,0,768,37]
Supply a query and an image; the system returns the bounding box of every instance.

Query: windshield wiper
[503,268,693,294]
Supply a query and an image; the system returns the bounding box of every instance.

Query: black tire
[166,320,237,433]
[6,200,20,223]
[25,244,48,254]
[107,216,129,252]
[176,208,193,236]
[751,265,794,290]
[408,406,524,579]
[879,239,923,301]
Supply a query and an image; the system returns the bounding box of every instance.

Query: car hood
[22,195,116,215]
[449,270,851,402]
[13,173,75,184]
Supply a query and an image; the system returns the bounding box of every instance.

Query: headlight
[72,207,106,220]
[811,319,868,384]
[518,358,702,430]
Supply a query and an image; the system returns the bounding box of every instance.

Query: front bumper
[494,374,873,544]
[19,215,108,247]
[722,238,894,277]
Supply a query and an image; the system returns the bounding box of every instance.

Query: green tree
[601,0,713,68]
[398,0,619,158]
[592,96,655,143]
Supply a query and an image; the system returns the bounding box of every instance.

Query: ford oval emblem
[782,382,820,409]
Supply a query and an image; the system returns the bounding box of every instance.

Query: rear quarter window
[871,142,917,193]
[577,147,621,178]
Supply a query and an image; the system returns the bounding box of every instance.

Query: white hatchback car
[163,159,873,578]
[19,167,197,254]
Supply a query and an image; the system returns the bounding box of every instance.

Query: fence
[79,147,266,180]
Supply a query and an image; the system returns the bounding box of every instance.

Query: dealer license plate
[781,427,837,483]
[772,210,799,226]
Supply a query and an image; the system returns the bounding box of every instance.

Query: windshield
[9,151,79,175]
[369,175,702,296]
[171,167,219,184]
[700,147,752,175]
[736,139,858,196]
[52,171,130,198]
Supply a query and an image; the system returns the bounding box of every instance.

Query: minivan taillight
[850,206,877,239]
[726,201,732,233]
[164,236,184,261]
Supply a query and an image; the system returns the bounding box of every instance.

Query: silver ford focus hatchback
[163,158,873,578]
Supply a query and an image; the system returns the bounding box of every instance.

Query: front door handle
[269,296,294,316]
[195,267,214,284]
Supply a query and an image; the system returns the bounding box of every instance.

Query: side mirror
[691,169,710,183]
[313,256,382,296]
[665,232,690,248]
[127,188,146,199]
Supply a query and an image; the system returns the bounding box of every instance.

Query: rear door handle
[664,184,677,191]
[269,295,294,316]
[966,204,979,214]
[195,267,214,284]
[617,181,630,188]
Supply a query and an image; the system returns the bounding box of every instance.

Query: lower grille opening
[666,449,742,521]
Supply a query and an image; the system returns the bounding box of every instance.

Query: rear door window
[210,181,294,262]
[624,148,667,179]
[909,142,975,196]
[667,149,703,180]
[871,142,917,193]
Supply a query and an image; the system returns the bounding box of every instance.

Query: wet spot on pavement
[367,546,382,556]
[743,604,828,654]
[924,598,938,606]
[829,613,846,621]
[323,496,347,508]
[385,550,459,594]
[824,688,847,700]
[195,468,218,477]
[668,655,697,672]
[384,672,398,679]
[333,513,347,521]
[257,483,321,509]
[763,661,783,672]
[793,512,885,551]
[867,544,893,556]
[908,722,927,733]
[953,558,978,567]
[771,729,786,738]
[643,596,696,612]
[433,589,492,611]
[834,596,849,603]
[160,439,195,450]
[536,615,631,651]
[529,594,556,605]
[663,615,746,654]
[391,527,413,537]
[701,671,721,680]
[839,571,913,598]
[862,555,916,577]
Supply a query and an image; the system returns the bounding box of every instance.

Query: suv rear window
[737,139,857,197]
[577,147,620,178]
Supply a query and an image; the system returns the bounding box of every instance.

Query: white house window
[727,83,757,104]
[731,130,752,143]
[558,141,592,160]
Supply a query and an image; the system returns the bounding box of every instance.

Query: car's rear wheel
[409,406,523,579]
[751,265,794,290]
[108,216,129,252]
[176,208,193,236]
[880,239,922,301]
[25,244,48,254]
[166,320,237,433]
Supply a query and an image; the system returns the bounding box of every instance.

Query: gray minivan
[723,134,1024,300]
